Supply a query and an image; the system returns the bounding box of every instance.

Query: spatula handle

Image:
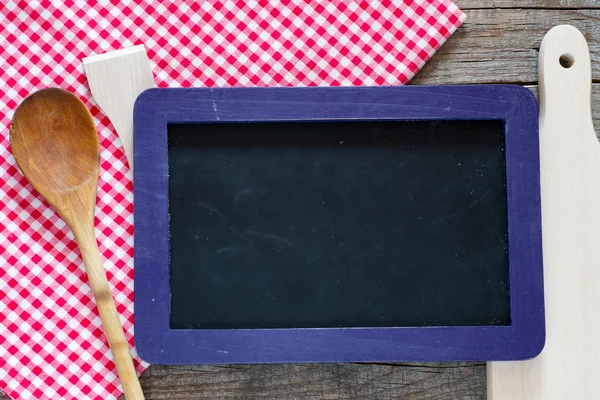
[74,224,145,400]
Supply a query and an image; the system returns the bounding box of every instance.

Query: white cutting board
[487,25,600,399]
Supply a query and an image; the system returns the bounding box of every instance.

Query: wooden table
[4,2,598,399]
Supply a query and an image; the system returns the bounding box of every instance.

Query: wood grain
[457,0,600,9]
[411,9,600,85]
[132,363,485,400]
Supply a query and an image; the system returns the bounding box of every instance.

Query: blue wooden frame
[133,85,544,364]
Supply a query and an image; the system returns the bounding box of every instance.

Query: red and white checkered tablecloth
[0,1,465,399]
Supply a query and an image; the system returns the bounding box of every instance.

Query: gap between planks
[456,1,600,9]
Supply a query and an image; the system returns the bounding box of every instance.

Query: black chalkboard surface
[167,120,510,330]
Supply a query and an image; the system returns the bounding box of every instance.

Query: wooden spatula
[487,25,599,399]
[10,88,145,400]
[83,45,155,173]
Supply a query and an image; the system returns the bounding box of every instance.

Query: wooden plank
[411,9,600,85]
[456,0,600,9]
[130,363,485,400]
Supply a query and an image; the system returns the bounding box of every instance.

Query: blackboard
[167,120,510,330]
[134,86,544,363]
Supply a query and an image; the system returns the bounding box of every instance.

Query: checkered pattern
[0,1,465,399]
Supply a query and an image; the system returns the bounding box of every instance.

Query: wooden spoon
[10,88,144,400]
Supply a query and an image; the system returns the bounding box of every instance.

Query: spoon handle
[74,224,145,400]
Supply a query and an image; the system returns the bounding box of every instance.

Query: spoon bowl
[11,88,98,191]
[11,88,99,225]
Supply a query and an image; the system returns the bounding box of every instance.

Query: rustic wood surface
[412,9,600,85]
[135,363,485,400]
[1,3,597,400]
[459,0,600,8]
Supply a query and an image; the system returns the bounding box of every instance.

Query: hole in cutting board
[559,53,574,69]
[167,120,511,329]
